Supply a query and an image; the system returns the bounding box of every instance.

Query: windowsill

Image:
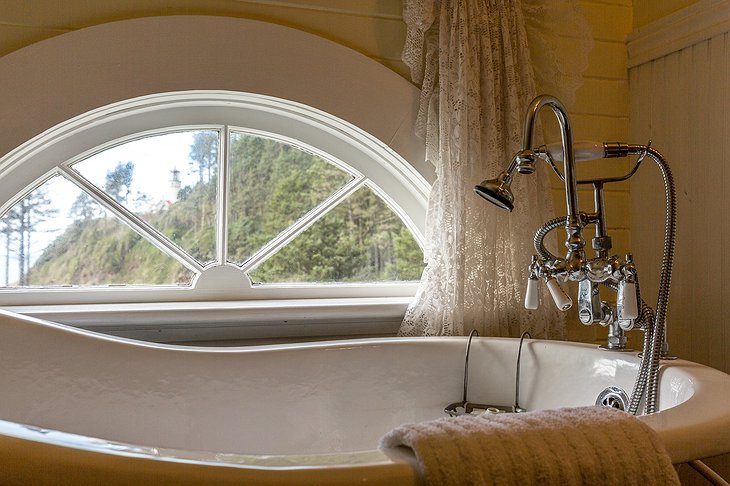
[3,297,413,344]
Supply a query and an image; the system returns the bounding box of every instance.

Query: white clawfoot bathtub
[1,310,730,485]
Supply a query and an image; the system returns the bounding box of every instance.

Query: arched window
[0,17,431,342]
[1,92,426,295]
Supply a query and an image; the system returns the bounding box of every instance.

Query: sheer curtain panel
[399,0,591,338]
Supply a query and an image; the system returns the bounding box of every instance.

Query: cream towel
[380,406,679,486]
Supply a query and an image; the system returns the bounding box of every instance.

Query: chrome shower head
[474,171,514,212]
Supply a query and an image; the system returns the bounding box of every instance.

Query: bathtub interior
[0,311,696,458]
[464,339,694,414]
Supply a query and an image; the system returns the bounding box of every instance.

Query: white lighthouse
[167,166,181,204]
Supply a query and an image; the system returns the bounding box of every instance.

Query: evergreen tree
[69,192,99,221]
[1,211,18,286]
[104,161,134,204]
[185,132,218,234]
[188,132,218,185]
[9,188,58,285]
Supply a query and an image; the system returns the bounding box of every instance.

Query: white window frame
[0,92,430,341]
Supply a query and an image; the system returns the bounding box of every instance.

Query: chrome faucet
[475,94,677,415]
[476,95,639,342]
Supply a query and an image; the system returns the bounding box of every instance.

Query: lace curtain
[399,0,591,338]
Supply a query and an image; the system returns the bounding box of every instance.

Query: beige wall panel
[693,34,730,369]
[581,2,633,42]
[371,57,409,79]
[2,1,267,29]
[237,0,404,17]
[214,6,407,61]
[630,26,729,377]
[0,24,68,57]
[0,1,406,68]
[583,40,629,80]
[720,34,730,376]
[571,114,629,140]
[586,0,630,7]
[1,0,402,27]
[633,0,700,28]
[574,78,629,117]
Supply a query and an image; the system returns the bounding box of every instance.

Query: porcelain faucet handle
[618,280,639,320]
[524,277,539,310]
[546,278,573,311]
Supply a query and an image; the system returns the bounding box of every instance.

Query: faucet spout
[520,95,585,264]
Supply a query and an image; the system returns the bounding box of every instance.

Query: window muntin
[0,125,424,292]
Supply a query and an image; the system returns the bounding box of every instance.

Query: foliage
[69,192,99,221]
[250,186,423,283]
[104,161,135,204]
[188,131,218,185]
[28,218,192,285]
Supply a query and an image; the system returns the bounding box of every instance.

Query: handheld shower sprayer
[476,137,647,213]
[473,95,652,336]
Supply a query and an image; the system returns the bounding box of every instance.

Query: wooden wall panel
[630,27,730,373]
[560,2,632,347]
[630,14,730,480]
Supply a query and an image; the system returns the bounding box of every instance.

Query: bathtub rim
[0,420,419,485]
[1,313,729,472]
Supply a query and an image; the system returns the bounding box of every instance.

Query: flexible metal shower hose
[531,147,676,415]
[643,147,677,414]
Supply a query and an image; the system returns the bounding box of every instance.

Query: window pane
[72,130,218,266]
[0,176,194,287]
[248,186,424,283]
[227,132,354,265]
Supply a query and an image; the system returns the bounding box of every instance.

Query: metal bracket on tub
[444,330,532,416]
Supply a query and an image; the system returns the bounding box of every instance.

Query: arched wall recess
[0,16,432,320]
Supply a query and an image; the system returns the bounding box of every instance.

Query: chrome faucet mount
[476,95,677,415]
